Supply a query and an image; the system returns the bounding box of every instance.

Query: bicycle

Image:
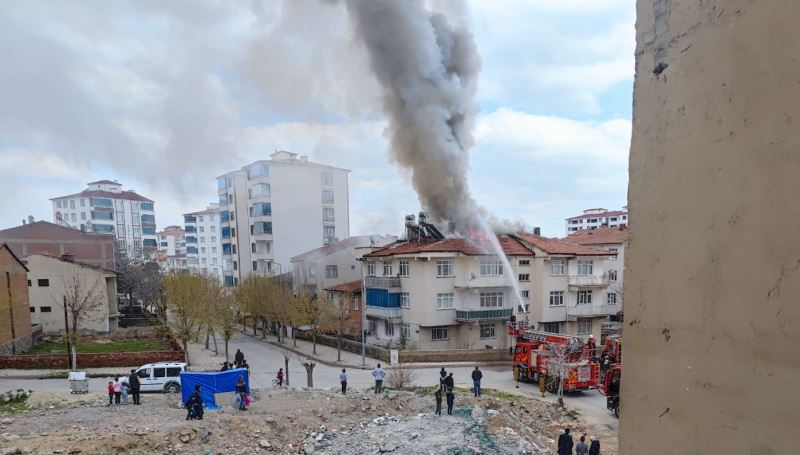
[271,378,284,388]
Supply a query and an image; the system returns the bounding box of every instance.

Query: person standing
[513,365,520,388]
[113,378,122,404]
[576,434,589,455]
[439,367,447,391]
[128,369,141,405]
[372,364,386,393]
[557,428,574,455]
[434,388,443,416]
[120,381,130,405]
[446,390,455,415]
[443,372,454,392]
[235,375,248,411]
[277,368,284,387]
[107,381,114,406]
[340,368,348,394]
[588,436,600,455]
[186,385,204,420]
[234,349,245,367]
[471,367,483,397]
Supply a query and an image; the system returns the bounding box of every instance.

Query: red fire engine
[596,336,622,417]
[509,323,599,394]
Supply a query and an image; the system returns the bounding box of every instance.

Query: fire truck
[596,336,622,417]
[508,323,599,394]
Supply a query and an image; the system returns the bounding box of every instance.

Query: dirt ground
[0,386,617,454]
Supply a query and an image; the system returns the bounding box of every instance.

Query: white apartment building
[361,222,613,351]
[183,204,223,281]
[216,151,350,287]
[291,235,397,294]
[157,226,186,256]
[50,180,157,258]
[565,207,628,234]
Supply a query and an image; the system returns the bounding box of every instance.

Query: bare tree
[387,363,417,390]
[59,267,107,339]
[217,292,238,362]
[163,271,203,364]
[297,355,316,387]
[288,288,317,348]
[543,342,576,407]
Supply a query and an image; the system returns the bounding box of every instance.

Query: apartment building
[361,219,613,351]
[0,221,116,270]
[216,151,350,287]
[291,235,397,294]
[183,204,223,281]
[26,254,119,334]
[50,180,157,259]
[157,226,186,256]
[324,280,363,338]
[0,244,33,354]
[565,207,628,234]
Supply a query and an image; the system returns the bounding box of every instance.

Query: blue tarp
[180,368,250,410]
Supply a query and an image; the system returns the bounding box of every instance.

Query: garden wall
[0,349,186,369]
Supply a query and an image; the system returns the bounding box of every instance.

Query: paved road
[0,332,617,429]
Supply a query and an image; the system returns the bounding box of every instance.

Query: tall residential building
[360,216,613,351]
[157,226,186,256]
[183,204,223,281]
[565,207,628,234]
[216,151,350,287]
[50,180,157,259]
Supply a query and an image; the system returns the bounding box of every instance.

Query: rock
[387,394,398,400]
[200,428,210,443]
[264,416,275,424]
[0,447,21,455]
[379,444,397,453]
[302,443,315,455]
[68,449,82,454]
[179,434,191,443]
[259,439,272,448]
[1,418,13,425]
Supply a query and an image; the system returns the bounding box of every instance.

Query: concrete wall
[622,2,800,454]
[0,247,33,354]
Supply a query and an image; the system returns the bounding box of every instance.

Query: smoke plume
[341,0,483,232]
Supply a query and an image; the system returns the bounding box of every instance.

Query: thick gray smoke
[342,0,483,232]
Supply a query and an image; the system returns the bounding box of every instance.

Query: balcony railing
[566,304,612,319]
[454,275,513,289]
[365,276,401,288]
[366,305,402,321]
[567,275,610,287]
[455,308,512,321]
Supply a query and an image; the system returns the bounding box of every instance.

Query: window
[81,212,86,220]
[232,245,236,254]
[69,200,75,209]
[549,291,565,306]
[368,320,377,335]
[578,290,593,304]
[608,247,618,259]
[160,242,168,247]
[518,259,530,266]
[432,326,449,341]
[211,225,216,232]
[577,260,594,276]
[143,239,157,248]
[549,260,565,276]
[479,322,496,339]
[398,260,409,277]
[608,270,618,282]
[252,222,272,235]
[518,273,530,282]
[37,279,50,287]
[251,202,272,217]
[30,307,35,313]
[211,236,217,243]
[577,318,592,335]
[400,323,411,340]
[383,261,392,276]
[220,211,230,223]
[198,216,204,222]
[143,227,156,235]
[56,200,62,208]
[229,212,234,222]
[436,293,454,310]
[326,265,338,279]
[352,296,360,310]
[140,202,154,211]
[480,260,503,276]
[384,321,395,337]
[252,261,257,271]
[521,290,529,298]
[200,247,206,254]
[323,225,335,241]
[27,280,31,287]
[323,207,335,222]
[436,260,454,277]
[542,322,563,334]
[479,291,503,308]
[233,261,238,271]
[91,210,113,220]
[321,171,334,186]
[92,224,114,234]
[247,163,269,179]
[249,183,270,198]
[607,293,617,305]
[251,243,256,253]
[133,226,140,237]
[199,226,205,233]
[166,367,182,377]
[68,213,75,222]
[153,368,166,378]
[200,237,205,243]
[322,190,335,204]
[40,306,52,313]
[367,261,376,276]
[400,293,410,309]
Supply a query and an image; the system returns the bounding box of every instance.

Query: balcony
[566,304,612,320]
[365,276,401,288]
[568,275,610,288]
[455,308,512,321]
[366,305,402,322]
[454,275,513,289]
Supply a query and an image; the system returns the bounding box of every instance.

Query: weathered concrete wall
[622,1,800,454]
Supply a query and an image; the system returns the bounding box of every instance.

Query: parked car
[120,362,187,393]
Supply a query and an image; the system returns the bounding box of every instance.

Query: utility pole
[360,259,366,366]
[5,273,16,355]
[63,295,72,370]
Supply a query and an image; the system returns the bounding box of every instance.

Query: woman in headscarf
[235,375,248,411]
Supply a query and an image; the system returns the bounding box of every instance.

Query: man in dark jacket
[471,367,483,397]
[128,369,141,405]
[185,385,204,420]
[446,390,455,415]
[234,349,245,367]
[443,372,454,391]
[557,428,574,455]
[439,367,447,391]
[434,388,442,415]
[588,436,600,455]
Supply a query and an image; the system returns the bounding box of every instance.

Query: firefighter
[586,335,597,359]
[539,373,546,397]
[513,364,520,388]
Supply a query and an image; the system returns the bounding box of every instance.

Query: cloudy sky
[0,0,634,238]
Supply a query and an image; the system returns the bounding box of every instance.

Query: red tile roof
[566,210,627,220]
[566,227,629,246]
[30,253,117,274]
[51,189,153,202]
[0,221,114,241]
[364,235,532,258]
[514,234,611,256]
[325,280,363,293]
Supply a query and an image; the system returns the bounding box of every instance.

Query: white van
[123,362,187,393]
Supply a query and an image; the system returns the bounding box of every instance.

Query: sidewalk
[0,366,133,379]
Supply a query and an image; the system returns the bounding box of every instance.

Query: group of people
[184,373,250,420]
[221,349,250,371]
[558,428,602,455]
[106,370,142,406]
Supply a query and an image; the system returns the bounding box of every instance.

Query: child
[446,390,455,415]
[113,379,122,404]
[121,381,130,405]
[434,388,443,416]
[107,381,114,406]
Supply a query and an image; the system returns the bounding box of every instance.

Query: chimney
[21,219,26,226]
[533,227,541,236]
[61,253,75,263]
